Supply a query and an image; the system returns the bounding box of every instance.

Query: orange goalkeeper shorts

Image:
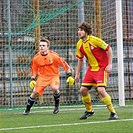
[33,75,60,95]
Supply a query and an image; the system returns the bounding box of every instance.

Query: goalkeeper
[23,38,74,115]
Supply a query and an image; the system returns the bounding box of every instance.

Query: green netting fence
[0,0,132,108]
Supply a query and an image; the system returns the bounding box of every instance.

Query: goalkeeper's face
[39,41,49,55]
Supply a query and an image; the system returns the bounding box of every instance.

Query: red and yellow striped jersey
[76,35,110,71]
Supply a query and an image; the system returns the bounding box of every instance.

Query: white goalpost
[116,0,125,106]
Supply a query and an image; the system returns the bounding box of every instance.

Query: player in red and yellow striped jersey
[75,21,118,120]
[23,38,74,115]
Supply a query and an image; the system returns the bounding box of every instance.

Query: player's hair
[78,21,92,35]
[39,38,50,48]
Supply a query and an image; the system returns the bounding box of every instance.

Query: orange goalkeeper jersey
[30,50,70,78]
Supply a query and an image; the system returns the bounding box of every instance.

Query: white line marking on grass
[0,105,128,116]
[32,106,108,114]
[0,119,132,131]
[1,107,107,116]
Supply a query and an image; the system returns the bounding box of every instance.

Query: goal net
[0,0,132,108]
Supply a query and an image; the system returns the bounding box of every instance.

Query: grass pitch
[0,104,133,133]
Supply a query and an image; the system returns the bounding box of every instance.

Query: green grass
[0,104,133,133]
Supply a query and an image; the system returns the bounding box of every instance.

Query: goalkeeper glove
[66,73,75,86]
[29,78,36,90]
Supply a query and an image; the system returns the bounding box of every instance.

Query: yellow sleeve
[76,40,84,59]
[90,36,109,50]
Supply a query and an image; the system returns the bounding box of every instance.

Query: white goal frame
[116,0,125,106]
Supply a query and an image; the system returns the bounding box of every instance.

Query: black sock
[53,93,60,107]
[26,97,35,111]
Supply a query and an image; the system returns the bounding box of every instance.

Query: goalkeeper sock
[53,93,60,107]
[102,95,116,113]
[26,97,35,111]
[82,94,93,112]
